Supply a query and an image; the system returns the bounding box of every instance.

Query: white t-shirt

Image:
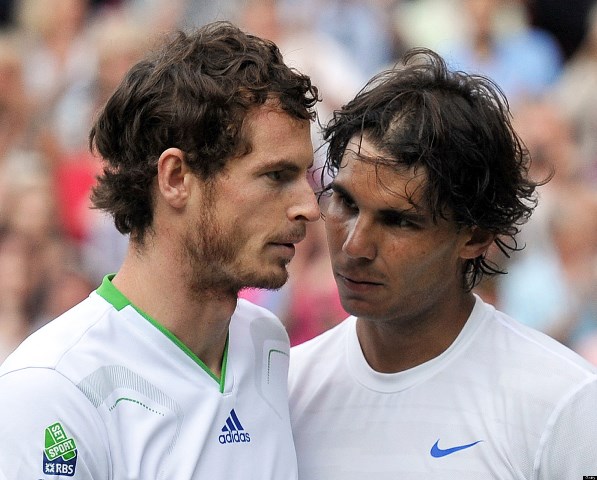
[0,275,297,479]
[289,295,597,479]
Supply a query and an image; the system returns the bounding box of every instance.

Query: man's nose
[343,216,375,260]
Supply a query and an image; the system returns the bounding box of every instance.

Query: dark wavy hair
[321,48,543,290]
[90,21,319,243]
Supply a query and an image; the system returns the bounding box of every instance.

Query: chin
[339,297,380,319]
[242,268,288,291]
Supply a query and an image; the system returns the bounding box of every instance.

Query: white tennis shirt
[0,275,298,479]
[289,295,597,479]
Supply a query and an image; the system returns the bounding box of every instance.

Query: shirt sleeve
[0,367,110,479]
[536,376,597,479]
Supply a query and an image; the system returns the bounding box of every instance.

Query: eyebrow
[258,159,314,172]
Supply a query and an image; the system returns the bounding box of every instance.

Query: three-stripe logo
[218,409,251,444]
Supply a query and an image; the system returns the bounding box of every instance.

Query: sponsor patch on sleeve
[43,422,77,476]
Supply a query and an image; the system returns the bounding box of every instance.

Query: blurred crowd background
[1,0,597,364]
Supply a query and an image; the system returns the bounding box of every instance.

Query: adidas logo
[218,409,251,445]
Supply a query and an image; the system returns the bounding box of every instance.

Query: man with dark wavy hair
[289,48,597,478]
[0,22,319,478]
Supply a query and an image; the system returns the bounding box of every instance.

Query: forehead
[336,136,428,208]
[244,102,308,138]
[221,103,313,175]
[243,104,311,150]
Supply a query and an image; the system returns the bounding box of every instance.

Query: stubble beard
[182,204,289,297]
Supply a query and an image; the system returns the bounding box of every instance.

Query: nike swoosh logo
[430,439,483,458]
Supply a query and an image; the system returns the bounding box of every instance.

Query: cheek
[384,231,448,264]
[397,237,461,281]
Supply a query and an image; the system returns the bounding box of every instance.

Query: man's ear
[157,148,190,209]
[460,226,495,260]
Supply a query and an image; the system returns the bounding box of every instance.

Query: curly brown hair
[89,21,319,244]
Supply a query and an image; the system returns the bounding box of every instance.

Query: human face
[184,106,320,294]
[325,136,473,328]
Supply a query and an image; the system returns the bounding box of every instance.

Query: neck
[112,242,237,377]
[355,292,476,373]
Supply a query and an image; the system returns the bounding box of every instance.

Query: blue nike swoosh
[430,439,483,458]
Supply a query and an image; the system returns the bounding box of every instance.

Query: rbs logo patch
[43,422,77,476]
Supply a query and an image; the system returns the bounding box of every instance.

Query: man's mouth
[336,272,383,288]
[270,231,306,247]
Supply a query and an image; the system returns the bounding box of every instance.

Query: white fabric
[0,276,297,479]
[289,295,597,479]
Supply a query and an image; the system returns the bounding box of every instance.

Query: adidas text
[218,431,251,444]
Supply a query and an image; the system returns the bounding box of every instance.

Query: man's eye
[265,171,284,181]
[389,218,411,228]
[382,214,416,229]
[334,191,357,210]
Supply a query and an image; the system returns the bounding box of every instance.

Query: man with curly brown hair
[0,21,319,479]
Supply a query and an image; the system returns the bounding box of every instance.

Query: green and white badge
[43,422,78,476]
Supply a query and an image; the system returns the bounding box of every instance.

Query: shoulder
[0,293,111,376]
[487,302,595,376]
[0,367,110,477]
[0,366,97,411]
[534,375,597,476]
[473,298,597,402]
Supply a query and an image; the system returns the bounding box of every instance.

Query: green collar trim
[96,274,228,392]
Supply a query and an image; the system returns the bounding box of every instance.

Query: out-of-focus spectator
[0,229,35,362]
[6,174,58,245]
[51,12,152,155]
[0,32,43,226]
[497,188,597,348]
[0,31,33,157]
[0,163,94,332]
[495,97,597,350]
[440,0,563,104]
[312,0,401,77]
[15,0,97,111]
[509,99,583,256]
[552,3,597,184]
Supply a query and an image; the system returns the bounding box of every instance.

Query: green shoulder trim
[96,274,228,391]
